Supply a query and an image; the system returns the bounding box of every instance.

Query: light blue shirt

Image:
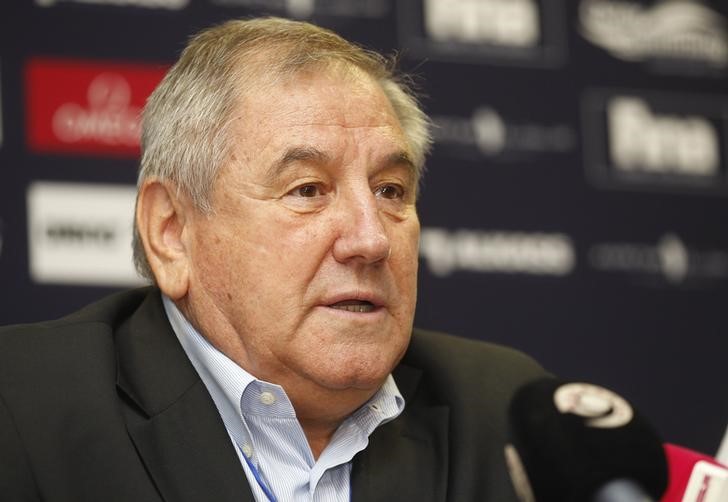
[162,296,405,502]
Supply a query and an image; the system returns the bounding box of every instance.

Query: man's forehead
[235,64,399,126]
[230,69,407,143]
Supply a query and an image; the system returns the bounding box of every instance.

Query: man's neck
[297,418,339,460]
[284,380,379,459]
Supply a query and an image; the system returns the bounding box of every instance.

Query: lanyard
[237,443,354,502]
[239,445,278,502]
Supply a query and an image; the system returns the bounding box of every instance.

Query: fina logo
[209,0,388,18]
[52,73,141,147]
[579,0,728,70]
[581,89,727,194]
[423,0,540,47]
[398,0,566,67]
[35,0,188,8]
[608,97,719,177]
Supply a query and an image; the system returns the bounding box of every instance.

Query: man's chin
[314,370,387,392]
[304,351,406,392]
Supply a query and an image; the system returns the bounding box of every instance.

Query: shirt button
[260,391,276,405]
[241,444,253,458]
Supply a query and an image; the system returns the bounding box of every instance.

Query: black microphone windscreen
[507,378,668,502]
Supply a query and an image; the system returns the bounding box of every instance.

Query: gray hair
[133,16,432,281]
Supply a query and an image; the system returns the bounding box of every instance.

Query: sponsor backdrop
[0,0,726,455]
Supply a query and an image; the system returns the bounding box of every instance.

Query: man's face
[183,68,420,397]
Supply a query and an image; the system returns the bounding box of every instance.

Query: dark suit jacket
[0,288,546,501]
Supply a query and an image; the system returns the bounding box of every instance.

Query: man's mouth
[328,300,376,313]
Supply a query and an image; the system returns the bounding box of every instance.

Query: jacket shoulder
[0,287,155,384]
[0,287,152,340]
[405,328,546,388]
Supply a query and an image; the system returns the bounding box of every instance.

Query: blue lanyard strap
[238,443,354,502]
[239,445,278,502]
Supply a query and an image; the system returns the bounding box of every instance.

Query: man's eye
[293,184,321,197]
[375,184,404,200]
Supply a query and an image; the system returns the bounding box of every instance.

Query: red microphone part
[661,443,728,502]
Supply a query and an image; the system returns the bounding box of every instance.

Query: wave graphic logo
[579,0,728,69]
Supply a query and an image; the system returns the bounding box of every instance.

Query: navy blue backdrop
[1,0,726,455]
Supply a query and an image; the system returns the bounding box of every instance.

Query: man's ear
[135,179,192,300]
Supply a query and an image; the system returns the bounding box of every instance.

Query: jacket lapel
[350,363,450,502]
[115,290,255,502]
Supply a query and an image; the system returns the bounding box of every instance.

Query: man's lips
[322,293,386,314]
[328,300,376,313]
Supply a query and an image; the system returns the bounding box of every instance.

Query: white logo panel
[208,0,388,18]
[27,182,145,286]
[582,89,728,194]
[398,0,567,67]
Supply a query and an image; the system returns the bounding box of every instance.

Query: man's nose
[331,189,391,265]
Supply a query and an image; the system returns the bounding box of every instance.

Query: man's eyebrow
[266,146,331,181]
[383,150,416,172]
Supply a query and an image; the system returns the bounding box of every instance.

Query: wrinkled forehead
[236,58,392,109]
[236,44,385,88]
[232,63,405,138]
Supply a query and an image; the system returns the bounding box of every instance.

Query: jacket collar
[115,289,255,502]
[350,362,450,502]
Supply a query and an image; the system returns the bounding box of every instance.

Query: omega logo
[51,73,141,147]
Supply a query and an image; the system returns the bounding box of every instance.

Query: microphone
[661,443,728,502]
[505,377,668,502]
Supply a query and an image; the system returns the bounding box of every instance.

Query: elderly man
[0,17,545,502]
